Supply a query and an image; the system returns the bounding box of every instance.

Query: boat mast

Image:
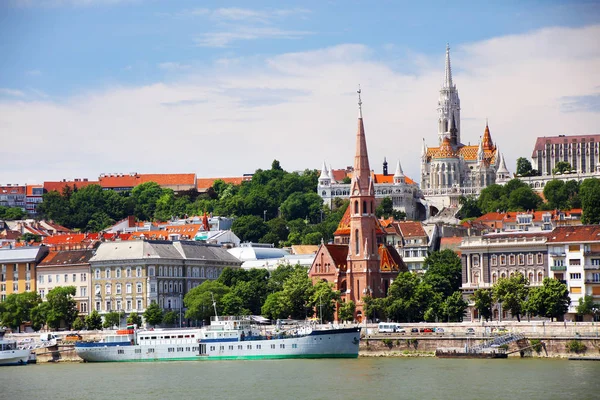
[210,292,219,322]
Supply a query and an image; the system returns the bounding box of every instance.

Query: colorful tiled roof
[426,145,497,163]
[378,244,404,272]
[547,225,600,243]
[372,173,416,185]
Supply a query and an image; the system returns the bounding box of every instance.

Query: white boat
[0,330,30,366]
[75,317,361,362]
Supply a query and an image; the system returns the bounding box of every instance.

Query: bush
[566,340,587,354]
[72,317,84,331]
[382,339,393,348]
[530,339,542,354]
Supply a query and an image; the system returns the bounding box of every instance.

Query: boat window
[292,344,298,349]
[210,346,215,351]
[186,347,190,351]
[229,346,234,350]
[118,349,124,354]
[178,335,183,339]
[247,345,252,349]
[280,344,285,349]
[220,346,224,350]
[177,347,184,352]
[271,344,276,349]
[151,336,156,340]
[148,348,155,353]
[192,347,198,352]
[238,345,243,350]
[257,345,261,349]
[185,335,190,338]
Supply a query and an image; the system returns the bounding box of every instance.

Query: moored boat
[75,317,361,362]
[0,330,30,366]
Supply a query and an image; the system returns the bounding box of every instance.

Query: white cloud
[13,0,139,6]
[196,27,313,47]
[0,88,25,97]
[1,25,600,185]
[158,62,192,71]
[210,7,309,23]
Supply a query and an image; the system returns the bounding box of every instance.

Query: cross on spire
[357,84,363,118]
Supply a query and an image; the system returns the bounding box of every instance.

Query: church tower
[347,88,382,321]
[437,44,461,146]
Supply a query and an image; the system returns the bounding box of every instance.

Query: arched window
[158,282,163,293]
[159,266,163,277]
[169,282,173,292]
[115,268,121,278]
[95,269,100,279]
[201,267,205,278]
[105,268,111,279]
[362,201,367,214]
[148,266,155,277]
[136,282,142,293]
[179,283,183,293]
[528,272,534,283]
[355,229,360,255]
[179,267,182,277]
[354,201,359,214]
[105,283,111,294]
[126,268,132,278]
[538,271,543,282]
[169,267,173,277]
[136,267,142,277]
[116,283,122,294]
[492,273,497,284]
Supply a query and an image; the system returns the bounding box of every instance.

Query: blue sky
[1,0,599,184]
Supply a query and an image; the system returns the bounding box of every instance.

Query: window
[136,267,142,278]
[491,255,497,267]
[81,273,86,282]
[116,284,122,295]
[238,345,243,350]
[509,255,516,266]
[116,268,121,278]
[39,289,44,298]
[149,267,155,277]
[500,255,506,266]
[570,287,582,294]
[48,275,52,283]
[518,254,525,266]
[473,256,479,267]
[570,273,582,280]
[105,268,111,279]
[106,301,111,311]
[81,286,87,297]
[159,266,163,277]
[570,259,581,266]
[569,245,580,252]
[229,345,234,350]
[554,259,565,267]
[80,302,87,313]
[118,349,124,354]
[13,282,18,291]
[126,300,132,311]
[136,283,142,293]
[280,344,285,349]
[116,300,122,311]
[527,254,534,265]
[537,254,544,264]
[137,299,142,310]
[271,344,276,349]
[105,284,112,295]
[126,283,132,294]
[56,274,60,283]
[126,268,131,278]
[292,344,298,349]
[95,301,101,311]
[592,259,600,266]
[39,275,44,284]
[247,345,252,350]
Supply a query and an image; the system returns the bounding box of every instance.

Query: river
[2,358,599,400]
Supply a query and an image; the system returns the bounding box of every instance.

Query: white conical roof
[394,160,405,178]
[497,153,510,174]
[319,161,329,180]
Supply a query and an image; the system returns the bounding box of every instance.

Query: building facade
[460,232,549,321]
[36,249,94,316]
[547,225,600,320]
[0,246,48,301]
[420,46,506,211]
[89,240,242,322]
[317,160,424,220]
[0,184,26,212]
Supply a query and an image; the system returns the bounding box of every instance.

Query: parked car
[420,328,434,333]
[411,328,419,334]
[434,327,444,334]
[466,328,476,335]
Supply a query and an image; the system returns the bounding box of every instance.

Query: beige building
[36,249,94,316]
[0,246,48,301]
[89,240,242,323]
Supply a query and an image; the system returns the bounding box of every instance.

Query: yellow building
[0,246,49,301]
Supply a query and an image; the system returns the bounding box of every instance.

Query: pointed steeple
[352,86,372,195]
[319,161,329,180]
[394,160,404,178]
[477,138,484,163]
[482,120,493,150]
[444,43,453,88]
[497,152,509,175]
[421,138,427,157]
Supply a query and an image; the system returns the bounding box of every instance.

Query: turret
[394,160,405,184]
[319,161,331,185]
[383,157,388,176]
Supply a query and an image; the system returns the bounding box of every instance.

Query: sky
[1,0,599,185]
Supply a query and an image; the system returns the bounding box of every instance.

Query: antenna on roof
[210,292,218,321]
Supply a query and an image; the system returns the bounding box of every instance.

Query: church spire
[444,43,453,88]
[352,86,371,195]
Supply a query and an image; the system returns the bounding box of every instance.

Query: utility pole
[319,294,323,325]
[179,293,182,328]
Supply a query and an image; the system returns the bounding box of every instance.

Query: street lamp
[263,210,267,222]
[179,293,183,328]
[319,294,323,325]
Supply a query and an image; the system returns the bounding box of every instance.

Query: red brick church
[309,90,406,322]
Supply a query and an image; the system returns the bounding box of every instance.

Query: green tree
[422,249,462,298]
[280,268,314,319]
[471,289,493,322]
[232,215,268,243]
[363,296,386,322]
[508,186,542,211]
[457,196,482,219]
[45,286,79,330]
[577,295,599,318]
[85,310,103,330]
[261,292,288,320]
[527,278,570,321]
[72,317,85,331]
[478,184,508,213]
[443,291,468,322]
[143,302,164,327]
[103,311,121,329]
[516,157,534,177]
[310,280,341,323]
[553,161,572,175]
[338,301,356,322]
[386,272,424,322]
[342,176,351,184]
[30,302,49,331]
[0,292,42,331]
[184,281,230,322]
[580,178,600,224]
[493,273,529,322]
[163,311,179,326]
[0,206,26,220]
[131,182,165,221]
[37,190,72,226]
[280,192,324,224]
[544,180,569,210]
[19,233,42,243]
[268,264,303,293]
[126,312,143,328]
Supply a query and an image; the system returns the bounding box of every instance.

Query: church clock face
[353,189,359,195]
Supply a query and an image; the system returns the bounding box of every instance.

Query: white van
[378,323,405,334]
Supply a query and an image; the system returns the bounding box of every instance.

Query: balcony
[584,264,600,270]
[550,265,567,271]
[549,251,566,257]
[585,280,600,284]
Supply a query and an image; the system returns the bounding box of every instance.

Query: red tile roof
[324,244,349,266]
[397,221,427,238]
[43,180,98,193]
[196,177,245,190]
[547,225,600,243]
[38,249,95,267]
[0,185,26,195]
[532,135,600,158]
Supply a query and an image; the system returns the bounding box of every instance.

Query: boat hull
[76,328,360,362]
[0,349,30,366]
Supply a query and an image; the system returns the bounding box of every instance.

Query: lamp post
[319,294,323,325]
[179,293,183,328]
[263,210,267,222]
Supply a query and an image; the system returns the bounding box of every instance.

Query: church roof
[323,244,349,266]
[333,206,385,236]
[378,244,405,272]
[432,137,458,159]
[427,144,497,163]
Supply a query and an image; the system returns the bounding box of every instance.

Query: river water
[2,358,599,400]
